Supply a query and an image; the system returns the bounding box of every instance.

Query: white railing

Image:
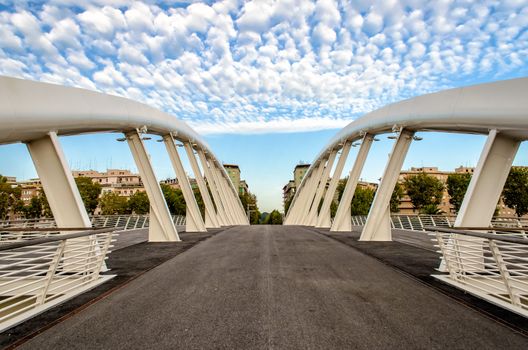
[0,214,187,232]
[351,214,528,231]
[0,228,117,332]
[428,226,528,317]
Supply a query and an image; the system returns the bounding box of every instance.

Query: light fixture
[413,136,423,141]
[116,137,126,142]
[156,138,164,142]
[387,135,397,140]
[142,137,152,141]
[373,137,380,141]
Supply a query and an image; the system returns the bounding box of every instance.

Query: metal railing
[0,227,117,331]
[351,214,528,231]
[0,214,187,232]
[426,226,528,317]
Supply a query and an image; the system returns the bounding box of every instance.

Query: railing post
[488,240,522,306]
[37,240,66,305]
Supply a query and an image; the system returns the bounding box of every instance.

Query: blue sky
[0,1,527,211]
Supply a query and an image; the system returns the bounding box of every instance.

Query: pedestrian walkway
[18,226,528,349]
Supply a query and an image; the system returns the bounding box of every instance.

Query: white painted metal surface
[306,150,337,226]
[0,228,116,332]
[360,130,414,241]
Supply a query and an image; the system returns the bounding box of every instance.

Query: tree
[24,196,43,218]
[128,191,149,214]
[239,192,260,224]
[390,182,404,213]
[160,184,186,215]
[263,210,282,224]
[99,192,129,215]
[284,196,293,215]
[350,186,375,215]
[503,167,528,217]
[0,175,23,220]
[75,177,102,214]
[447,173,472,213]
[403,172,445,214]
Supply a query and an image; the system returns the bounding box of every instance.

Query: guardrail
[0,227,118,332]
[425,226,528,317]
[0,215,187,231]
[351,215,528,231]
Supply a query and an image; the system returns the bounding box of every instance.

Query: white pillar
[297,161,326,225]
[317,141,352,228]
[455,130,520,227]
[288,161,323,225]
[220,168,250,225]
[210,160,239,224]
[360,130,414,241]
[331,135,373,232]
[183,143,220,228]
[284,172,313,225]
[126,131,179,242]
[196,149,228,226]
[305,150,338,226]
[163,135,206,233]
[26,132,91,228]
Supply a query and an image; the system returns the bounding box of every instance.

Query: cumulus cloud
[0,0,526,135]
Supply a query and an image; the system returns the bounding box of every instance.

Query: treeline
[284,167,528,218]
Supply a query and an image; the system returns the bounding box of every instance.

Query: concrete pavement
[17,225,528,349]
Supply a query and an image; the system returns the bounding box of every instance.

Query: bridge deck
[16,226,528,349]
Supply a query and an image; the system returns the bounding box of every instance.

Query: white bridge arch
[0,76,249,241]
[284,77,528,241]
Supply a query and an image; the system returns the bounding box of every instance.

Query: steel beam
[183,143,220,228]
[163,135,206,232]
[455,130,520,227]
[284,172,313,225]
[331,135,373,232]
[196,149,228,226]
[209,160,238,225]
[289,161,324,225]
[26,132,91,228]
[126,131,179,242]
[360,130,414,241]
[317,141,352,228]
[306,150,338,226]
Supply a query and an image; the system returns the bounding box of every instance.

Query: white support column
[26,132,91,228]
[331,135,373,232]
[220,168,250,225]
[296,161,326,225]
[163,135,206,233]
[126,131,179,242]
[360,130,414,241]
[210,160,239,224]
[196,149,228,226]
[286,163,319,225]
[305,150,338,226]
[455,130,520,227]
[317,141,352,228]
[183,143,220,228]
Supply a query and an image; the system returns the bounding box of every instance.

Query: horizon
[0,0,527,211]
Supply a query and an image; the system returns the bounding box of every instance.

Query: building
[160,177,199,190]
[18,178,42,204]
[283,163,311,210]
[224,164,241,194]
[240,180,249,195]
[73,169,143,197]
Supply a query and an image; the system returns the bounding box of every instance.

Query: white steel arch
[285,77,528,241]
[0,76,249,241]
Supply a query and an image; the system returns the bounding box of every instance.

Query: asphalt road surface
[18,225,528,349]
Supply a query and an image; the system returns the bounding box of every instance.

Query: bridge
[1,77,528,348]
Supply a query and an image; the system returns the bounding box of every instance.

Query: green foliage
[503,167,528,217]
[403,172,444,214]
[160,184,186,215]
[239,192,260,224]
[262,210,283,224]
[390,182,404,213]
[75,177,102,214]
[350,186,375,215]
[0,175,22,219]
[24,196,43,218]
[38,191,53,218]
[446,173,472,213]
[284,196,293,215]
[128,191,150,214]
[99,192,129,215]
[193,188,205,217]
